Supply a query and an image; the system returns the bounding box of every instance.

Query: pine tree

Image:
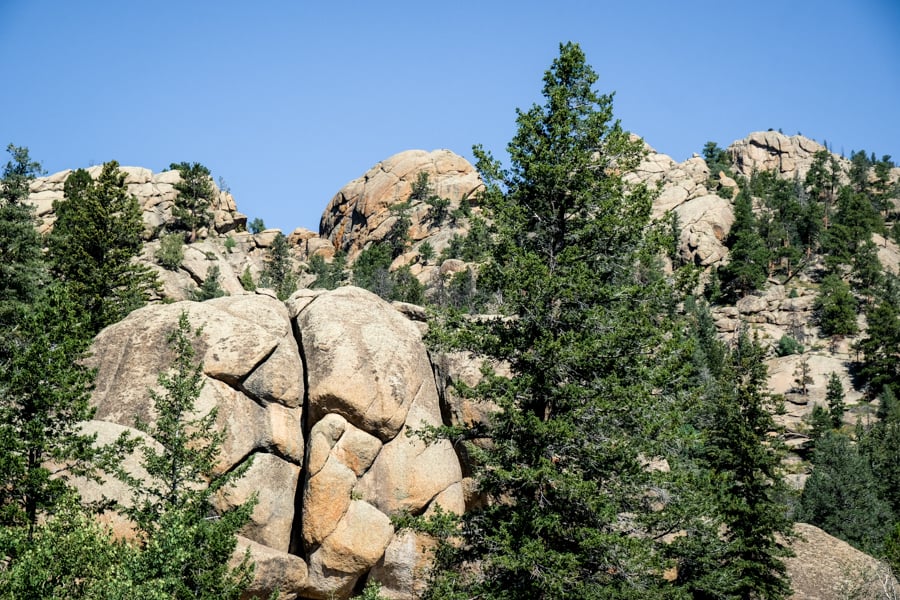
[814,274,858,336]
[112,311,256,599]
[170,161,215,242]
[697,331,793,599]
[0,284,110,540]
[48,162,158,334]
[424,42,704,599]
[798,432,893,556]
[804,149,840,230]
[793,356,813,396]
[191,264,227,301]
[0,493,124,599]
[259,232,298,301]
[718,189,770,299]
[0,144,46,331]
[825,372,846,428]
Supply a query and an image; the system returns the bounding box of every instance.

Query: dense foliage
[1,36,899,597]
[421,43,793,599]
[170,161,215,242]
[48,161,158,334]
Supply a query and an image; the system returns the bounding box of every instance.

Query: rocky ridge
[28,131,900,598]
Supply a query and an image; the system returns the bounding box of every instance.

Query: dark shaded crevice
[288,313,312,558]
[429,350,455,429]
[428,349,474,478]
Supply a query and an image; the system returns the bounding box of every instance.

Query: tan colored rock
[235,536,309,600]
[298,287,434,441]
[369,530,438,600]
[28,165,245,241]
[786,523,898,599]
[320,149,482,261]
[674,193,734,266]
[302,414,381,548]
[254,229,282,248]
[303,501,394,599]
[355,368,463,516]
[728,131,848,182]
[86,298,306,552]
[89,301,282,422]
[736,295,768,314]
[215,453,300,552]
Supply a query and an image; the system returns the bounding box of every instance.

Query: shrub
[776,335,804,356]
[156,233,184,270]
[239,266,256,291]
[249,217,266,234]
[224,235,236,254]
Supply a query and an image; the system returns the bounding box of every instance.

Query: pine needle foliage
[424,42,701,600]
[48,162,158,334]
[113,311,256,599]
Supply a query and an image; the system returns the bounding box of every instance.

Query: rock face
[786,523,899,599]
[319,149,483,262]
[626,143,734,267]
[727,131,843,181]
[84,287,464,600]
[27,165,246,239]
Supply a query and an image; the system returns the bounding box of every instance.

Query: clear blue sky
[2,1,898,234]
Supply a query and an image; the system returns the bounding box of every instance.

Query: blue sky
[2,1,898,233]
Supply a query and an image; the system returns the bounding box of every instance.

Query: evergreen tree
[170,161,215,242]
[851,238,884,300]
[793,356,813,396]
[0,144,46,331]
[813,274,858,336]
[804,149,840,230]
[425,42,708,599]
[352,242,393,296]
[696,331,793,599]
[0,284,114,541]
[718,189,770,299]
[825,372,846,428]
[308,252,347,290]
[48,162,158,334]
[259,232,298,301]
[111,311,256,599]
[858,290,900,397]
[0,493,124,599]
[191,264,227,301]
[860,386,900,517]
[797,432,893,555]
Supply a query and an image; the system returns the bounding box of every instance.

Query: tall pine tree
[424,42,708,599]
[48,161,158,334]
[0,144,46,331]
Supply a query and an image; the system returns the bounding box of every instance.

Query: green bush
[239,266,256,291]
[156,233,184,270]
[776,335,804,356]
[249,217,266,234]
[191,264,226,301]
[224,235,236,254]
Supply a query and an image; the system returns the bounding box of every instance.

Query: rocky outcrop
[627,144,734,267]
[27,165,246,239]
[786,523,898,599]
[319,149,483,263]
[727,131,841,181]
[82,287,464,600]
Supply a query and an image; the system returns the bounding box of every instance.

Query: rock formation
[30,130,900,598]
[83,287,464,599]
[319,149,483,264]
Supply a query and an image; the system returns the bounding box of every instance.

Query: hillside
[11,129,900,599]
